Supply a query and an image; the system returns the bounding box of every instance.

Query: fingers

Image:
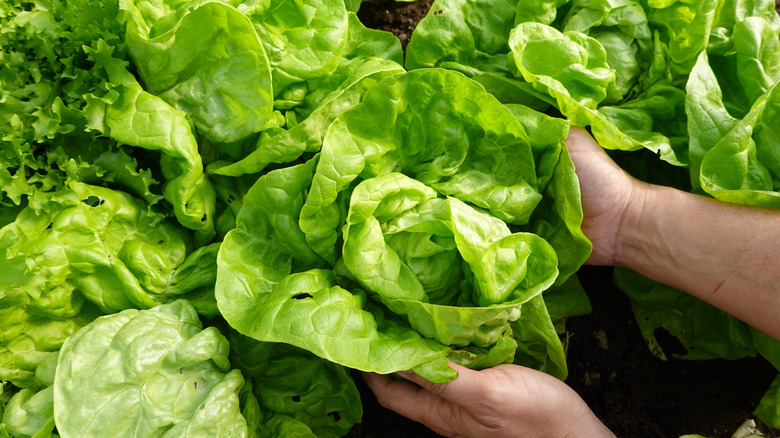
[565,126,628,178]
[395,363,488,407]
[565,126,615,170]
[364,363,493,417]
[565,125,601,153]
[361,371,458,436]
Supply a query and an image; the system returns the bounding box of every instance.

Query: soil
[357,0,435,50]
[351,2,780,437]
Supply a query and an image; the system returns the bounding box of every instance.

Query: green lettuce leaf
[344,12,404,64]
[53,300,248,438]
[212,58,404,177]
[510,294,568,380]
[300,68,546,263]
[343,174,558,344]
[405,0,519,75]
[687,51,780,207]
[217,69,589,383]
[614,267,780,428]
[614,268,757,361]
[508,21,687,165]
[228,335,361,438]
[121,0,274,144]
[237,0,349,95]
[643,0,719,74]
[83,40,216,242]
[2,182,219,315]
[2,355,56,438]
[215,163,455,381]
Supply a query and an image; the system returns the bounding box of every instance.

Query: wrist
[612,180,664,269]
[556,402,616,438]
[614,182,690,274]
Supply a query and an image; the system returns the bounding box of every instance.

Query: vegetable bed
[3,0,780,437]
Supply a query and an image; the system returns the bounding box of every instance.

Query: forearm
[616,183,780,341]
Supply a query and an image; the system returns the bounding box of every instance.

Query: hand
[565,126,645,266]
[362,362,615,438]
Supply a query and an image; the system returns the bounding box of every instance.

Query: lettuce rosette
[216,68,591,382]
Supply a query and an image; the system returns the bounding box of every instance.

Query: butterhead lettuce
[216,68,590,382]
[53,300,248,437]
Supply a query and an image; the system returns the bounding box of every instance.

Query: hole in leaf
[328,411,341,422]
[291,293,313,300]
[292,395,301,402]
[201,214,207,223]
[157,240,164,244]
[83,196,104,207]
[652,328,688,357]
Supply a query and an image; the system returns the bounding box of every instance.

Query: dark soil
[351,2,780,437]
[568,266,779,438]
[357,0,434,49]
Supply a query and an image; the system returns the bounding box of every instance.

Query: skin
[568,126,780,340]
[363,126,780,437]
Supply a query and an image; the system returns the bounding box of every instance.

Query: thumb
[397,362,485,406]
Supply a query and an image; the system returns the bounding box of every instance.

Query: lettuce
[3,0,780,434]
[405,0,780,427]
[216,68,590,382]
[121,1,275,144]
[54,300,248,437]
[228,333,362,438]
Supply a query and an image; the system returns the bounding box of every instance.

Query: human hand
[565,126,645,266]
[362,362,615,438]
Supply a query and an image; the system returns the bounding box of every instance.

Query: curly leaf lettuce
[1,182,219,316]
[342,174,558,341]
[1,353,57,438]
[300,68,547,263]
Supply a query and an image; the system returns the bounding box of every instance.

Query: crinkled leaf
[300,69,544,264]
[54,300,248,438]
[83,40,216,241]
[2,386,55,438]
[246,342,361,438]
[239,0,349,94]
[405,0,518,75]
[121,0,274,143]
[510,294,568,380]
[213,58,403,177]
